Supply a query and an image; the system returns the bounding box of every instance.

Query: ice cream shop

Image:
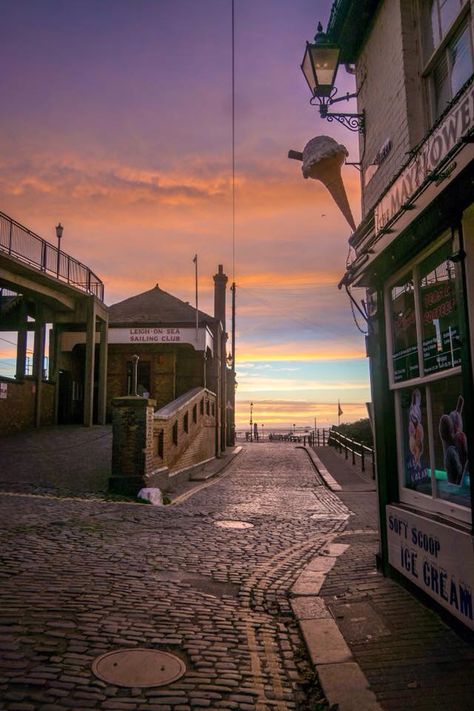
[329,0,474,631]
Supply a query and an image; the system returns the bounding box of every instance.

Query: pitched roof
[108,284,215,326]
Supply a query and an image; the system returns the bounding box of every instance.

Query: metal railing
[0,211,104,301]
[328,429,375,479]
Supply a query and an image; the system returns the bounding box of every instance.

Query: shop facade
[331,0,474,630]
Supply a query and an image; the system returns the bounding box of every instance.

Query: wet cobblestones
[0,443,349,710]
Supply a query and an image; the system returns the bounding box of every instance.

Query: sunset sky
[0,0,370,429]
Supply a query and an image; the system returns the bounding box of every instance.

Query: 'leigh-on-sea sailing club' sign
[375,82,474,235]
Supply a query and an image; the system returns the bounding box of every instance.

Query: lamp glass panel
[309,45,339,93]
[301,48,316,94]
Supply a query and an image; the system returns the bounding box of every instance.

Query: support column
[52,325,62,424]
[33,313,46,428]
[84,298,96,427]
[15,311,28,380]
[97,316,108,424]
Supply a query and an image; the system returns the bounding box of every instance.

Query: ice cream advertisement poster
[386,505,474,630]
[405,388,430,486]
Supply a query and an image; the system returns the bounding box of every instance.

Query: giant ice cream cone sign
[289,135,356,232]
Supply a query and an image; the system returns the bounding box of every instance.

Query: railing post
[352,441,355,465]
[8,220,13,254]
[344,438,348,459]
[41,242,47,271]
[372,450,376,480]
[361,446,365,472]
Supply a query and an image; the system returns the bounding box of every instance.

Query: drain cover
[91,649,186,688]
[215,520,254,529]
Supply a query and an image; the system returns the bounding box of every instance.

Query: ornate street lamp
[301,23,365,134]
[55,222,63,277]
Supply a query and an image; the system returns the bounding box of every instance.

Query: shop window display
[391,277,419,382]
[388,235,471,517]
[400,386,432,495]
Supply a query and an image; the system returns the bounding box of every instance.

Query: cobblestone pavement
[0,443,349,710]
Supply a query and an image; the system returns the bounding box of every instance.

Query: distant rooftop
[109,284,216,326]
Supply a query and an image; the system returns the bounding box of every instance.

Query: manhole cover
[91,649,186,688]
[214,520,254,529]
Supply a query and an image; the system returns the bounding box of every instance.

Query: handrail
[0,210,104,301]
[328,429,375,479]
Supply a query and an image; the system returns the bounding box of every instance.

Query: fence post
[41,242,47,271]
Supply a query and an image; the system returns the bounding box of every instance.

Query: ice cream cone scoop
[289,135,356,232]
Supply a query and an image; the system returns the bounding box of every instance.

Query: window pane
[391,276,419,382]
[439,0,463,39]
[430,375,470,507]
[400,386,432,494]
[433,52,451,117]
[450,24,473,96]
[419,243,461,375]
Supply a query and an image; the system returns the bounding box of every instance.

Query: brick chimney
[213,264,228,330]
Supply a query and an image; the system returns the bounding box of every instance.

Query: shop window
[388,234,470,519]
[200,398,204,415]
[183,412,189,433]
[192,403,197,423]
[422,2,473,120]
[172,420,178,446]
[419,242,461,375]
[390,276,419,382]
[206,399,210,415]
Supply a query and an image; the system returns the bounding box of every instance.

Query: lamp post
[131,354,139,396]
[301,22,365,133]
[249,401,253,442]
[55,222,63,278]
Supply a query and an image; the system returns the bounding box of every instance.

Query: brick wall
[358,0,425,215]
[152,388,216,476]
[106,344,205,419]
[109,396,157,494]
[0,379,55,433]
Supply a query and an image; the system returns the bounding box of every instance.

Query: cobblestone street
[0,443,349,710]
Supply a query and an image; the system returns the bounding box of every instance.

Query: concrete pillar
[33,313,45,428]
[97,317,108,424]
[52,325,62,424]
[84,298,96,427]
[15,305,28,380]
[109,396,156,495]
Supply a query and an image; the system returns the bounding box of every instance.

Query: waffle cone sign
[290,135,356,232]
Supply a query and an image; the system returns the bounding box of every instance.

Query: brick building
[327,0,474,630]
[60,266,233,463]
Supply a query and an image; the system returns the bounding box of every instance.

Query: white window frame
[421,1,473,122]
[385,231,471,525]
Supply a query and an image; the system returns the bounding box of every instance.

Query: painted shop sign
[386,505,474,630]
[375,83,474,234]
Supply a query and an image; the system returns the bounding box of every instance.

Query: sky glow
[0,0,370,429]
